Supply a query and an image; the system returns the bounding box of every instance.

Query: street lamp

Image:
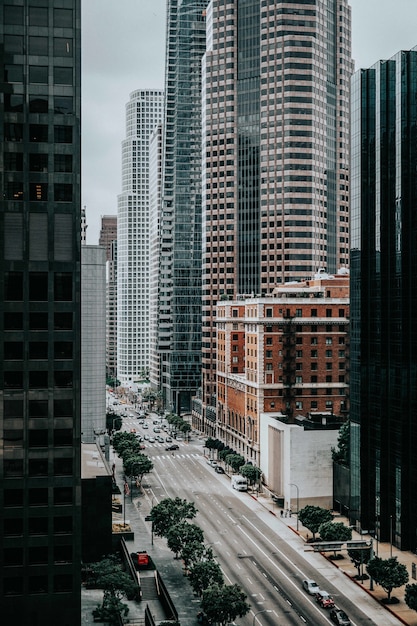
[289,483,300,532]
[252,609,272,625]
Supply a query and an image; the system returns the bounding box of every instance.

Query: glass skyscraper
[0,1,82,622]
[350,47,417,551]
[157,0,208,414]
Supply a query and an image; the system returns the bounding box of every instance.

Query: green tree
[123,453,153,481]
[367,556,409,602]
[201,584,250,626]
[87,555,137,624]
[331,420,350,466]
[225,453,245,473]
[298,505,333,540]
[180,422,192,440]
[405,583,417,612]
[106,411,122,432]
[318,521,352,542]
[166,521,204,559]
[240,464,261,486]
[347,547,371,579]
[151,497,197,538]
[189,559,224,597]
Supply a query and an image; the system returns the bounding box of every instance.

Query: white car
[302,579,320,595]
[148,437,155,443]
[207,459,217,467]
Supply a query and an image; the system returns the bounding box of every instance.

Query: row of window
[3,574,73,596]
[4,272,72,302]
[4,5,73,27]
[4,123,73,143]
[4,486,73,507]
[5,153,72,172]
[5,182,73,202]
[4,342,73,360]
[4,312,72,331]
[4,371,73,390]
[4,458,73,477]
[5,94,73,114]
[5,65,74,85]
[4,35,73,56]
[4,398,73,418]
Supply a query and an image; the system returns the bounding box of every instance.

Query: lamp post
[289,483,300,531]
[252,609,272,625]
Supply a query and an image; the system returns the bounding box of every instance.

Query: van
[231,475,248,492]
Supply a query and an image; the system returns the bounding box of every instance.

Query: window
[29,371,48,389]
[54,66,72,85]
[29,272,48,300]
[4,152,23,171]
[29,154,48,172]
[28,576,48,594]
[326,375,332,382]
[29,124,48,142]
[311,400,318,409]
[54,125,72,143]
[29,6,48,26]
[54,371,73,388]
[29,66,48,84]
[29,342,48,359]
[29,95,48,113]
[54,429,73,446]
[54,183,73,201]
[310,337,318,345]
[296,401,303,409]
[311,308,317,317]
[5,272,23,300]
[54,8,73,27]
[29,36,48,55]
[266,308,273,317]
[29,459,48,477]
[4,64,23,82]
[54,458,73,475]
[326,337,333,345]
[30,183,48,201]
[4,94,24,112]
[339,308,345,317]
[339,350,345,358]
[4,34,23,54]
[296,308,302,317]
[54,487,73,505]
[54,342,73,359]
[54,154,73,172]
[54,312,72,330]
[54,273,72,300]
[296,376,302,384]
[4,342,23,360]
[4,123,23,142]
[30,312,48,330]
[54,96,73,114]
[311,350,317,358]
[266,350,272,358]
[54,38,73,56]
[326,362,333,370]
[326,350,332,358]
[4,5,24,24]
[326,309,332,317]
[4,460,23,478]
[28,430,48,448]
[311,363,317,371]
[266,337,273,345]
[4,312,23,330]
[29,400,48,418]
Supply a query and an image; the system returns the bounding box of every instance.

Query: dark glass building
[350,48,417,551]
[158,0,208,414]
[0,1,82,623]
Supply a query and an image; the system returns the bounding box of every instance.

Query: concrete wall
[260,414,338,510]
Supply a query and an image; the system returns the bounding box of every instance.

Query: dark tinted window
[4,94,24,112]
[4,35,23,54]
[29,153,48,172]
[29,95,48,113]
[29,272,48,300]
[4,312,23,330]
[54,66,72,85]
[30,183,48,201]
[29,36,48,55]
[29,7,48,26]
[54,183,72,201]
[29,342,48,359]
[4,123,23,141]
[5,152,23,171]
[4,65,23,82]
[54,38,73,56]
[30,312,48,329]
[54,312,72,329]
[54,125,72,143]
[5,272,23,300]
[4,5,23,24]
[54,8,72,27]
[54,96,73,114]
[30,125,48,142]
[29,371,48,389]
[29,66,48,84]
[54,273,72,300]
[54,154,72,172]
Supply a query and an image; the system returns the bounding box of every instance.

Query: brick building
[214,270,349,465]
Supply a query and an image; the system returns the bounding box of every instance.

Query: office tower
[149,124,163,392]
[117,89,164,387]
[99,215,118,380]
[158,0,208,414]
[81,245,106,442]
[350,47,417,551]
[0,2,82,624]
[196,0,353,432]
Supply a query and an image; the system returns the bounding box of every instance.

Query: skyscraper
[99,215,118,380]
[0,2,82,623]
[157,0,208,414]
[196,0,353,432]
[117,89,164,387]
[350,47,417,551]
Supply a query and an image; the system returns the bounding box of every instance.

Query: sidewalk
[254,491,417,626]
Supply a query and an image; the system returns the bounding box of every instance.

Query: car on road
[302,579,320,595]
[142,424,148,429]
[148,437,155,443]
[143,434,149,440]
[129,414,134,417]
[153,427,161,433]
[166,444,179,451]
[166,436,172,442]
[329,609,351,625]
[215,466,225,474]
[207,459,217,467]
[156,436,164,443]
[315,590,335,609]
[138,419,144,424]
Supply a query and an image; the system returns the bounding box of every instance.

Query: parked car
[315,590,335,609]
[166,436,172,442]
[215,466,225,474]
[156,436,164,443]
[142,424,148,429]
[166,444,179,451]
[176,436,184,441]
[330,609,351,625]
[153,427,161,433]
[138,419,144,424]
[302,579,320,595]
[207,459,217,467]
[143,434,149,440]
[148,437,155,443]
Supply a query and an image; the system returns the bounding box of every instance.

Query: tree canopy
[318,521,352,542]
[367,556,409,601]
[166,521,204,559]
[405,583,417,612]
[347,547,371,578]
[225,453,245,473]
[331,420,350,466]
[189,558,224,597]
[201,584,251,626]
[123,453,153,480]
[240,464,261,485]
[298,505,333,539]
[151,497,197,538]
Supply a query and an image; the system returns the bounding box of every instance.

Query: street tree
[87,555,137,624]
[151,497,197,538]
[318,521,352,542]
[189,559,224,597]
[405,583,417,612]
[298,505,333,540]
[201,584,251,626]
[225,453,245,473]
[347,547,371,579]
[180,422,192,440]
[123,453,153,482]
[166,521,204,559]
[106,411,122,433]
[240,464,261,486]
[331,420,350,466]
[367,556,409,602]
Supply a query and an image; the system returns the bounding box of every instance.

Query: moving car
[166,444,179,451]
[215,466,225,474]
[302,579,320,595]
[329,609,351,625]
[142,424,148,429]
[315,590,335,609]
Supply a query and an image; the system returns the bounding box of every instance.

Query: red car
[315,590,335,609]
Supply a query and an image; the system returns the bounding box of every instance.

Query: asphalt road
[111,408,400,626]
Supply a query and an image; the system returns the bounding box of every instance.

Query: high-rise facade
[99,215,118,380]
[196,0,353,432]
[350,48,417,551]
[117,89,163,387]
[0,1,82,623]
[157,0,208,414]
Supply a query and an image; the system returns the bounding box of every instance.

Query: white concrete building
[81,245,106,442]
[259,414,339,511]
[117,89,164,386]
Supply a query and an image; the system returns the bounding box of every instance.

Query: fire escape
[282,309,296,419]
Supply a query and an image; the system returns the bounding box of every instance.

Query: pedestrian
[289,508,292,518]
[280,510,283,517]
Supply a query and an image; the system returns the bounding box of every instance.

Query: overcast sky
[82,0,417,244]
